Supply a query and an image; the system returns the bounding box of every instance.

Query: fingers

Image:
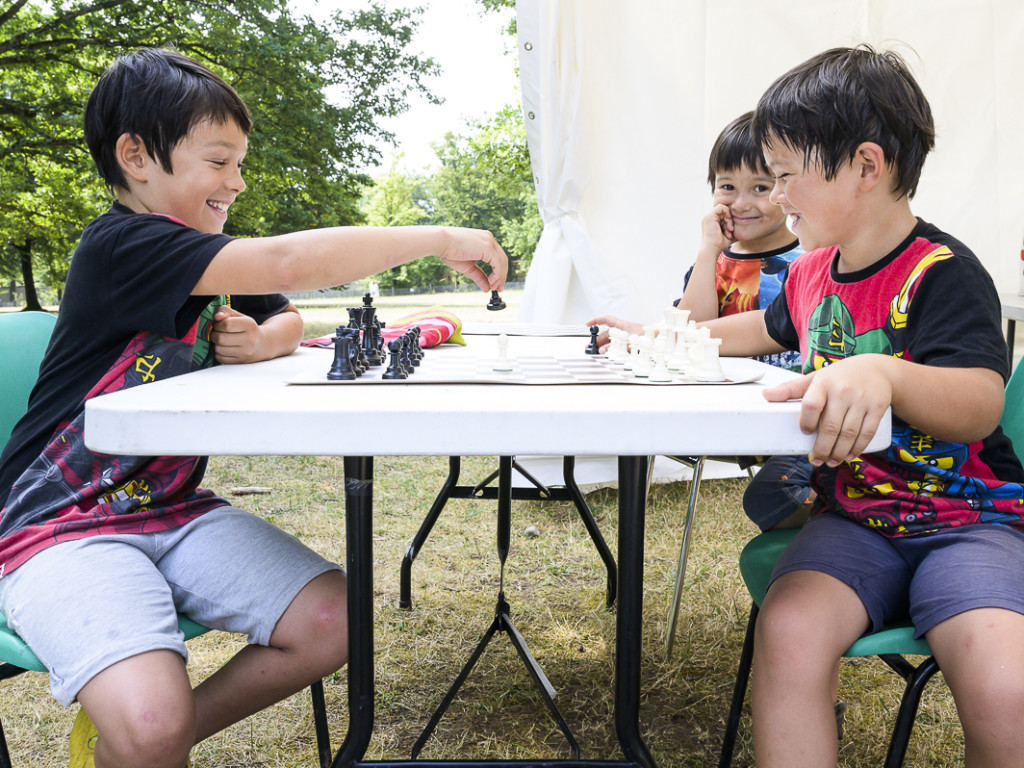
[800,366,891,466]
[764,366,889,466]
[440,228,508,292]
[211,307,260,364]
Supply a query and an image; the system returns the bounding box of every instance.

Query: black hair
[752,45,934,199]
[84,48,252,191]
[707,111,770,189]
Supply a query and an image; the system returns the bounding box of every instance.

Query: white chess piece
[696,336,726,382]
[649,336,673,383]
[493,333,514,372]
[633,336,653,377]
[606,327,628,364]
[626,333,641,371]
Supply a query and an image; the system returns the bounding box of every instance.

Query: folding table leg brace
[399,456,617,610]
[333,455,657,768]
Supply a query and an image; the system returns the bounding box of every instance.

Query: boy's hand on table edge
[763,358,892,467]
[212,305,264,364]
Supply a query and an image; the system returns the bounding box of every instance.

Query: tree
[0,0,439,306]
[428,106,540,280]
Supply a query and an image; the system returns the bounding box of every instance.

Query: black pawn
[381,339,407,379]
[487,290,506,311]
[585,325,601,355]
[328,332,357,380]
[408,327,423,366]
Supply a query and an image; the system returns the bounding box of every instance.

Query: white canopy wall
[515,0,1024,325]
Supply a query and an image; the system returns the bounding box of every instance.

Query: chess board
[289,348,765,386]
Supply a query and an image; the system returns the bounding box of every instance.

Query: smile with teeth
[208,201,229,215]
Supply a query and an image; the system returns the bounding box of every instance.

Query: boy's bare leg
[192,569,348,741]
[75,650,196,768]
[927,608,1024,768]
[75,570,347,768]
[751,569,868,768]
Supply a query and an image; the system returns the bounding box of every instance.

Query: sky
[293,0,520,174]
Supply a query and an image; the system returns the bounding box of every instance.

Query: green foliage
[359,104,540,290]
[0,0,439,303]
[428,106,539,280]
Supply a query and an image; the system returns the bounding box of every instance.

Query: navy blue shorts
[771,512,1024,637]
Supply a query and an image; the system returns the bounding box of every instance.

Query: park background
[2,1,1022,766]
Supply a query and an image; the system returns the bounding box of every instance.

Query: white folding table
[84,336,890,768]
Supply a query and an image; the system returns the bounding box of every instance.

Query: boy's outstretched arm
[193,226,507,297]
[763,355,1004,466]
[211,303,303,365]
[700,310,784,358]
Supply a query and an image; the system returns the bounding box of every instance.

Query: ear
[115,133,151,183]
[853,142,887,192]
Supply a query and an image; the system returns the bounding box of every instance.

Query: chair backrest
[1002,358,1024,464]
[0,312,57,449]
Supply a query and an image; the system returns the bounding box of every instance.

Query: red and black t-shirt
[764,219,1024,537]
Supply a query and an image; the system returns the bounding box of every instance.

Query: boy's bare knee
[96,703,195,768]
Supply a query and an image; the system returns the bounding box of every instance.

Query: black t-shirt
[0,202,288,508]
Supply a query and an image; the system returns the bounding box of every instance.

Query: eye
[209,160,228,167]
[718,183,735,192]
[754,184,771,193]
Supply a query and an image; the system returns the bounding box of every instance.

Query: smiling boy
[704,46,1024,767]
[0,48,506,768]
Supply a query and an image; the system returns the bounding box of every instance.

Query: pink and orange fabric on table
[301,306,465,349]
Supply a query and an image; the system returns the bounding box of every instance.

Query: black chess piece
[346,307,361,329]
[399,333,415,375]
[361,305,384,366]
[327,331,357,380]
[408,326,423,366]
[363,292,374,307]
[585,325,601,355]
[381,338,407,379]
[487,290,506,311]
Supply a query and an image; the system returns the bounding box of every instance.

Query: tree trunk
[17,241,43,312]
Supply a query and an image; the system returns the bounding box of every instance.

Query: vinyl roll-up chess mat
[288,348,765,386]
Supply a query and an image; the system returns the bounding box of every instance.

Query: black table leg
[333,454,654,768]
[333,456,375,768]
[615,456,656,768]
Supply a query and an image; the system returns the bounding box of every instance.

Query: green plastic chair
[720,360,1024,768]
[0,311,332,767]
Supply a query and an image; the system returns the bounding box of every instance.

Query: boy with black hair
[707,45,1024,766]
[589,112,813,533]
[0,47,506,768]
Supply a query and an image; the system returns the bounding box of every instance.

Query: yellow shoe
[68,708,98,768]
[68,708,192,767]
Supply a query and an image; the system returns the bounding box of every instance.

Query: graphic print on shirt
[0,298,227,573]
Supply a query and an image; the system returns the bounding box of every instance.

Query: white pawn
[633,336,653,377]
[625,333,641,371]
[607,327,629,364]
[696,336,726,382]
[649,336,673,382]
[493,333,514,372]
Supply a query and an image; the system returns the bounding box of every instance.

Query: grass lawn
[0,292,965,766]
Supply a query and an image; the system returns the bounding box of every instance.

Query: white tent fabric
[516,0,1024,325]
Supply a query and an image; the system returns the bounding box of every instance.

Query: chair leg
[309,679,332,768]
[719,603,758,768]
[665,456,706,659]
[883,656,940,768]
[0,715,12,768]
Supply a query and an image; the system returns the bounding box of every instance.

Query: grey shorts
[0,506,341,705]
[771,512,1024,638]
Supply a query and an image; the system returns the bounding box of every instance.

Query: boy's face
[712,164,788,250]
[763,139,857,252]
[121,118,247,234]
